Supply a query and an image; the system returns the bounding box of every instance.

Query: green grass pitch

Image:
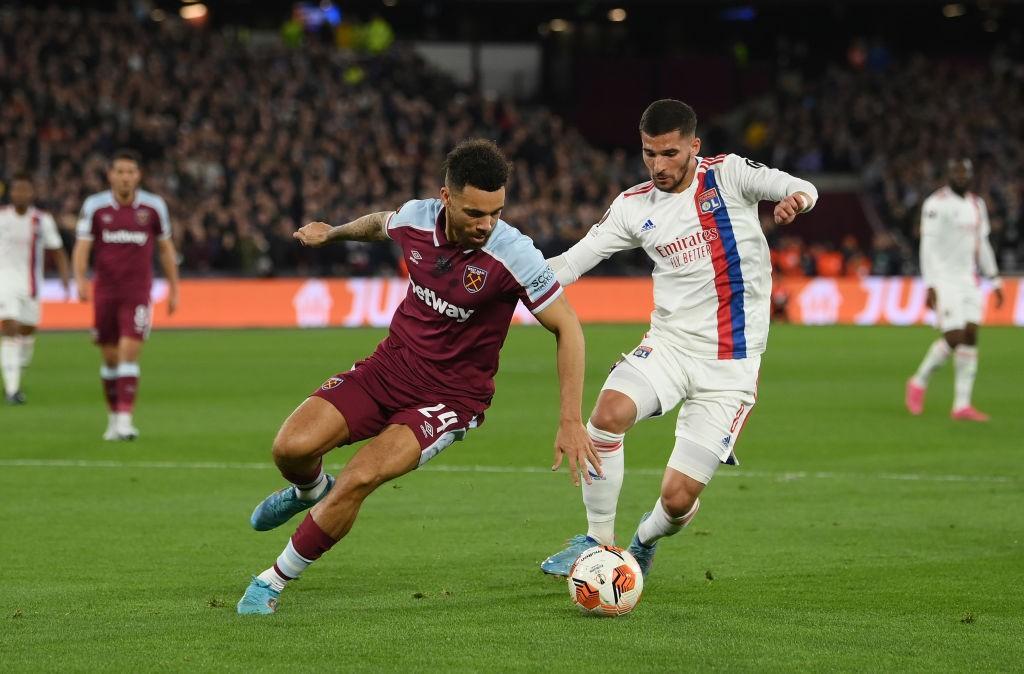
[2,324,1022,671]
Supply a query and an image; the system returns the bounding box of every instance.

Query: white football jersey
[556,154,817,359]
[919,187,999,289]
[0,205,64,297]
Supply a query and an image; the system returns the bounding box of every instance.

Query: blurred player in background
[0,173,70,404]
[237,139,597,615]
[541,99,818,578]
[72,150,180,440]
[905,159,1003,421]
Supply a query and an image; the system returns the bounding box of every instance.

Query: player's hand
[773,193,807,225]
[167,288,179,316]
[293,221,333,247]
[551,420,601,487]
[992,286,1004,309]
[77,282,90,303]
[925,287,936,311]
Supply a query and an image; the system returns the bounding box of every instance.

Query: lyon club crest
[697,187,723,214]
[463,265,488,293]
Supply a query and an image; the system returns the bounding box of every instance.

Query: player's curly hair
[443,139,511,193]
[640,99,697,137]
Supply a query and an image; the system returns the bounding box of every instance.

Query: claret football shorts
[312,356,480,467]
[93,296,152,344]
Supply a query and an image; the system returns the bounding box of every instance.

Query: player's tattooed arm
[293,211,393,246]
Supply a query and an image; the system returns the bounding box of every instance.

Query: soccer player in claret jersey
[0,173,70,404]
[540,99,819,578]
[72,150,180,440]
[237,139,598,615]
[905,159,1003,421]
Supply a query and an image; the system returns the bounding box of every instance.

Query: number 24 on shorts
[418,404,460,434]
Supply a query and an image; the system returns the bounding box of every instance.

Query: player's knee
[660,486,700,519]
[271,432,316,465]
[943,330,965,348]
[964,324,979,346]
[589,403,634,435]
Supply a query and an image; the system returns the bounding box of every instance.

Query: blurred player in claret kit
[905,158,1003,421]
[72,149,180,440]
[541,99,818,579]
[0,173,70,404]
[237,139,598,615]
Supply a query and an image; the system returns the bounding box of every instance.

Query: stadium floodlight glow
[607,8,627,22]
[549,18,571,32]
[180,3,208,20]
[942,3,966,18]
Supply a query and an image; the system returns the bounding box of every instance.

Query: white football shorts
[602,333,759,471]
[0,292,41,326]
[934,283,983,332]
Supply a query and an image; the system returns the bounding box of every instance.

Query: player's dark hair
[111,148,142,167]
[11,171,33,185]
[639,99,697,137]
[443,139,511,193]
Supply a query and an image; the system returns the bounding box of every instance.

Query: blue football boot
[237,577,280,615]
[540,534,600,577]
[250,475,335,531]
[627,512,657,578]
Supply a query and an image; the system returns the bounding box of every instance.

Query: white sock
[637,497,700,547]
[911,338,951,387]
[294,469,328,501]
[116,411,134,427]
[582,421,625,545]
[19,335,35,368]
[257,566,291,593]
[953,345,978,410]
[1,337,20,396]
[258,539,315,591]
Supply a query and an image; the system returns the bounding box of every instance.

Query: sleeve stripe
[527,282,563,314]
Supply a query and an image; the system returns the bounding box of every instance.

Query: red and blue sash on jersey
[695,168,746,359]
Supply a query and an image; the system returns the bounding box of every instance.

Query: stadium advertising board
[36,277,1023,329]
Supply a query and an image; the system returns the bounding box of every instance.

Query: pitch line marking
[0,459,1014,484]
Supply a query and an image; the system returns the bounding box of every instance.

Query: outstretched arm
[294,212,393,247]
[533,294,601,487]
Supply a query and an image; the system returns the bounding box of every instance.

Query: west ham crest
[135,209,152,225]
[463,265,488,293]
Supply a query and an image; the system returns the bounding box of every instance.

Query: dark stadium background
[2,0,1020,283]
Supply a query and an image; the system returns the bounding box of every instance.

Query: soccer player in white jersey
[540,99,818,577]
[0,173,70,405]
[905,159,1002,422]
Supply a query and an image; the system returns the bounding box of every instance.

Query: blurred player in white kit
[0,173,70,404]
[905,159,1003,421]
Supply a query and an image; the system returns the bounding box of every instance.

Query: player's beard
[652,152,694,193]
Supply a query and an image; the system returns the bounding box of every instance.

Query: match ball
[568,545,643,616]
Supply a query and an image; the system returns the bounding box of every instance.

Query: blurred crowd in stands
[1,7,1020,278]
